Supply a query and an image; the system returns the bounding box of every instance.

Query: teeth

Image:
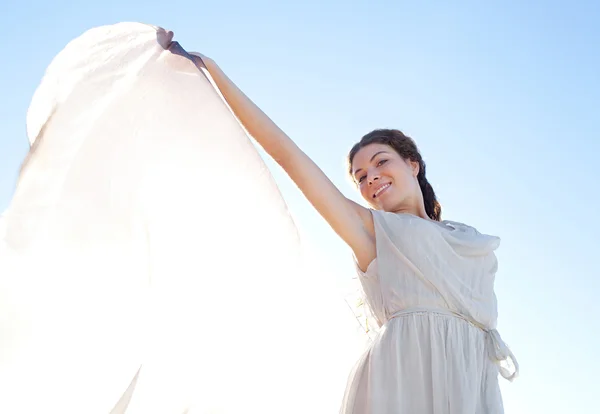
[374,183,390,198]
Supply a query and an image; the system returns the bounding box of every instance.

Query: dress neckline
[390,211,458,231]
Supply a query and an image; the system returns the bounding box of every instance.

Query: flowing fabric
[0,23,364,413]
[340,211,518,414]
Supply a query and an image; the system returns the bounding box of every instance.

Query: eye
[376,159,388,167]
[358,175,366,183]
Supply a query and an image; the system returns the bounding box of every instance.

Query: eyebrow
[353,151,390,177]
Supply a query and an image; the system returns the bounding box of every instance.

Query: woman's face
[351,143,421,212]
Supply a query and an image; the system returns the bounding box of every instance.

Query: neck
[390,193,429,220]
[390,204,428,220]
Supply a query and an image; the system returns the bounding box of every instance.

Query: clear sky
[1,1,599,412]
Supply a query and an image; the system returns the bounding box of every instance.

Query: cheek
[358,183,370,199]
[387,167,416,193]
[401,175,420,196]
[358,184,377,205]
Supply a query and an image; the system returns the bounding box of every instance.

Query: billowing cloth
[0,23,363,413]
[341,210,518,414]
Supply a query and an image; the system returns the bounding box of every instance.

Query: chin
[377,197,403,213]
[366,194,398,212]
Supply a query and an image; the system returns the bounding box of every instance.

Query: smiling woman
[205,52,519,413]
[0,20,518,414]
[348,129,442,221]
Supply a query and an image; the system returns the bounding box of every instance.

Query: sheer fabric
[0,22,361,413]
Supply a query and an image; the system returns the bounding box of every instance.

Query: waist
[387,307,487,331]
[387,306,519,381]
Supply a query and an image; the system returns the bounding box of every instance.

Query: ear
[410,160,420,177]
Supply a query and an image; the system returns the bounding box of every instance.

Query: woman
[199,55,518,414]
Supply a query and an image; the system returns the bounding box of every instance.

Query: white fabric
[0,22,363,413]
[341,210,518,414]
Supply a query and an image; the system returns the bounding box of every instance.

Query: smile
[373,183,391,198]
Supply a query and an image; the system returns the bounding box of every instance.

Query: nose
[368,173,379,186]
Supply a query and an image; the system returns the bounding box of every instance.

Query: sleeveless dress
[340,210,518,414]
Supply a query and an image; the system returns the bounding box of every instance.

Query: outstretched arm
[199,56,375,268]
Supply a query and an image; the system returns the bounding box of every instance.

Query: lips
[373,183,391,198]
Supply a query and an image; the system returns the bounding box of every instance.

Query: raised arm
[199,56,375,268]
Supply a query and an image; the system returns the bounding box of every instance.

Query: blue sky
[1,1,599,412]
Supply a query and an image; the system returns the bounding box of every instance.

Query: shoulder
[443,219,497,236]
[441,219,501,253]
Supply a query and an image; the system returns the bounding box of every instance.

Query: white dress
[340,210,518,414]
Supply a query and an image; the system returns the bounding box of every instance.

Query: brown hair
[348,129,442,221]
